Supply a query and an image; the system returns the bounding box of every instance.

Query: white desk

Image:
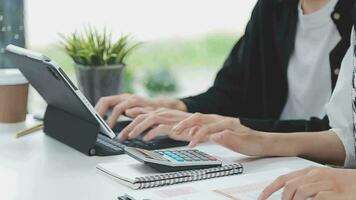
[0,117,321,200]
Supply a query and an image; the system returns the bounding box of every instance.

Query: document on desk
[126,168,291,200]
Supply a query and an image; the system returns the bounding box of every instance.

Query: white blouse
[326,30,356,167]
[280,0,339,120]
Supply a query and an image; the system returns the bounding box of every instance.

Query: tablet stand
[43,105,100,156]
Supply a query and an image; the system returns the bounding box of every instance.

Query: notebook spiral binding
[134,163,243,189]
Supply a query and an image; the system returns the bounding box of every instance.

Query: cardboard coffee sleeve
[0,69,28,123]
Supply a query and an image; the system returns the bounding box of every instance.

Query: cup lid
[0,69,28,85]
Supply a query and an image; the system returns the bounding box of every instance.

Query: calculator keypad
[154,149,218,163]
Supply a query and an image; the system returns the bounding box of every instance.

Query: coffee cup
[0,69,29,123]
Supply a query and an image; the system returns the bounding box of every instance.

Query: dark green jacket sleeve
[239,116,330,132]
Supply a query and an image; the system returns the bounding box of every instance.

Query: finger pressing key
[119,114,148,141]
[143,124,170,141]
[173,113,202,134]
[127,115,161,139]
[125,107,153,118]
[108,99,141,128]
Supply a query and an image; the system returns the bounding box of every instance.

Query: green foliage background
[33,32,239,93]
[36,32,237,72]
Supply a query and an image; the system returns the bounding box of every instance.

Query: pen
[15,123,44,138]
[118,194,153,200]
[117,194,136,200]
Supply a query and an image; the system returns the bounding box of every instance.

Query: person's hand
[95,93,186,128]
[95,94,156,127]
[119,108,201,142]
[171,112,301,158]
[121,110,269,156]
[259,167,356,200]
[209,128,272,156]
[172,113,242,147]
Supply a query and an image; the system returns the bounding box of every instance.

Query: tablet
[5,45,116,138]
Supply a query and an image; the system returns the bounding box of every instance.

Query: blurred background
[0,0,256,114]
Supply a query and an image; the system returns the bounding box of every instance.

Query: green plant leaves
[60,26,140,66]
[144,68,177,95]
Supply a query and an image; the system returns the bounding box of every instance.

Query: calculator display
[154,150,218,163]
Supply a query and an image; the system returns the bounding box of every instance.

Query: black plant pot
[74,64,125,105]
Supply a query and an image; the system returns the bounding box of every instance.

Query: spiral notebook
[97,160,243,190]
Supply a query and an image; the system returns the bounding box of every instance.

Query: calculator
[124,147,222,172]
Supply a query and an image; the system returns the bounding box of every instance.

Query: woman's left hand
[259,166,356,200]
[172,113,242,147]
[118,108,196,142]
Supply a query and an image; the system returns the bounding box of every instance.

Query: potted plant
[144,67,178,97]
[60,27,139,104]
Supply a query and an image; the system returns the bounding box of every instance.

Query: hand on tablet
[95,94,157,128]
[118,108,203,142]
[95,93,187,128]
